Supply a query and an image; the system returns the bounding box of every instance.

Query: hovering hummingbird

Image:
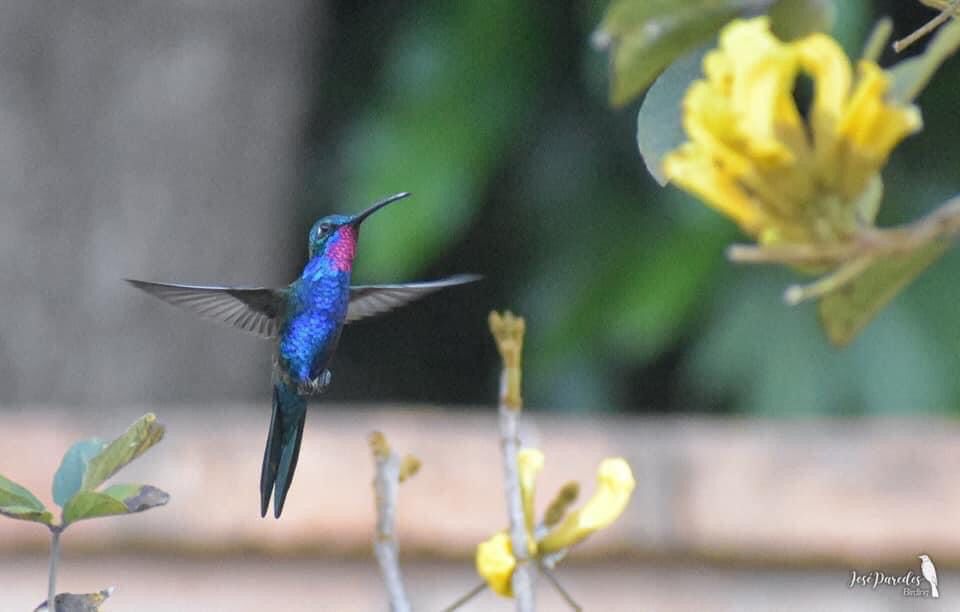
[127,193,478,518]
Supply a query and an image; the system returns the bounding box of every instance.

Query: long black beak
[350,192,410,227]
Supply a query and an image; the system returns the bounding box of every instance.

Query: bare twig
[489,311,536,612]
[538,565,582,612]
[726,193,960,271]
[894,0,960,53]
[726,241,855,266]
[499,402,535,610]
[722,194,960,306]
[783,255,874,305]
[47,527,61,612]
[369,431,414,612]
[441,582,488,612]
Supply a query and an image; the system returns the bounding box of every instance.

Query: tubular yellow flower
[517,448,544,534]
[474,451,636,598]
[663,17,922,245]
[538,458,636,554]
[476,532,516,597]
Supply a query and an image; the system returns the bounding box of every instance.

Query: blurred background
[1,0,959,610]
[0,0,958,416]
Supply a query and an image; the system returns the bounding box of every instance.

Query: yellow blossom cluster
[664,17,921,247]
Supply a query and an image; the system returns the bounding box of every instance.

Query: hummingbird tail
[260,381,308,518]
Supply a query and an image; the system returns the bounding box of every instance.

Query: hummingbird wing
[346,274,481,323]
[126,279,286,339]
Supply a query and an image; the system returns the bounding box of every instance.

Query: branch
[489,311,536,612]
[783,255,874,305]
[47,528,60,612]
[894,0,960,53]
[538,564,582,612]
[369,431,418,612]
[441,582,487,612]
[726,192,960,276]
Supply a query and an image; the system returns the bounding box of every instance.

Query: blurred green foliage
[306,0,960,416]
[593,0,833,106]
[340,1,547,279]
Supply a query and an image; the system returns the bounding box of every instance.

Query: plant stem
[370,433,412,612]
[783,255,874,305]
[441,582,487,612]
[47,528,61,611]
[893,0,960,52]
[499,383,535,611]
[727,193,960,271]
[489,311,535,611]
[539,564,582,612]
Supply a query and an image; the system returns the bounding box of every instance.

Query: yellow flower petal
[517,448,544,534]
[794,33,852,176]
[476,532,516,597]
[538,458,636,554]
[716,19,802,164]
[664,144,769,235]
[717,17,781,65]
[834,61,922,199]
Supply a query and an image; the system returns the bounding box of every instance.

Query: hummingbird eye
[318,223,333,237]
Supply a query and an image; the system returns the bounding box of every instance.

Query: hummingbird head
[307,192,410,266]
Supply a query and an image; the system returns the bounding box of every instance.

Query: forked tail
[260,380,307,518]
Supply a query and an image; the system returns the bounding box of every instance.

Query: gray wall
[0,1,319,403]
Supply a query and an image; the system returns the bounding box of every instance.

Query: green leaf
[818,241,951,346]
[34,586,114,612]
[594,0,771,106]
[636,45,707,185]
[62,484,169,525]
[52,439,106,508]
[82,413,165,492]
[889,18,960,103]
[0,474,53,525]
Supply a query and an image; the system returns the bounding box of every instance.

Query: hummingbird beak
[350,192,411,227]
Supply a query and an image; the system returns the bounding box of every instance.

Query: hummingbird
[127,192,479,518]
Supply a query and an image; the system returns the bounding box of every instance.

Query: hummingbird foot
[297,370,331,396]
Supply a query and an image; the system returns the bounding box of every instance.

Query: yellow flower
[476,532,517,597]
[517,448,544,533]
[474,451,636,598]
[538,458,636,554]
[663,17,921,246]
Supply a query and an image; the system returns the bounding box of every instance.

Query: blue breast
[278,261,351,383]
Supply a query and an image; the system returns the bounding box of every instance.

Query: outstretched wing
[126,279,286,339]
[346,274,481,323]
